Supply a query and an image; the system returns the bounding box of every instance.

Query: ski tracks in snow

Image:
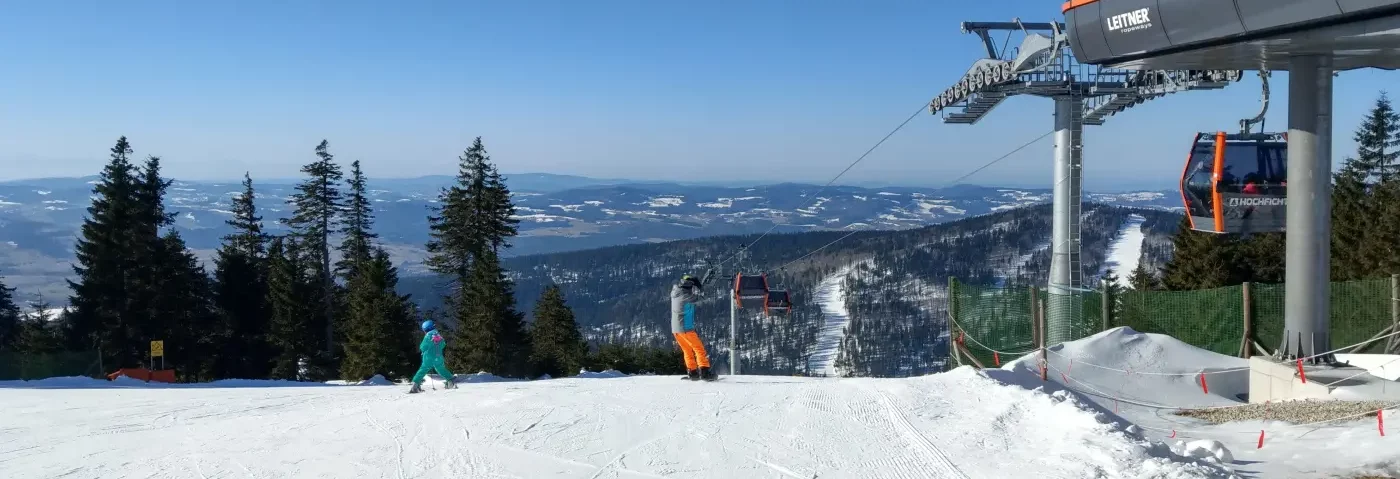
[873,388,970,479]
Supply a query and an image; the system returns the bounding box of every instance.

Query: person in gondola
[671,267,717,381]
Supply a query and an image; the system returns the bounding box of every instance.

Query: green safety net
[949,277,1398,364]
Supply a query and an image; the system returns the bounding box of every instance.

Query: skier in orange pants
[671,269,716,380]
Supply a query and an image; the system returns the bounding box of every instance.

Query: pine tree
[0,275,19,352]
[1353,92,1400,183]
[147,231,217,380]
[1160,217,1234,290]
[528,284,587,378]
[1332,161,1373,279]
[1369,179,1400,275]
[1234,233,1286,283]
[284,140,344,359]
[212,173,272,379]
[266,237,313,380]
[337,160,377,279]
[340,248,418,381]
[1127,263,1161,290]
[425,137,518,283]
[67,137,141,366]
[445,248,529,377]
[481,162,520,255]
[17,298,64,354]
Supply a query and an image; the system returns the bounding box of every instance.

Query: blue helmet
[421,320,435,332]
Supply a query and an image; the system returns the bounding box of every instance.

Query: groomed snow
[1,367,1234,478]
[1100,214,1146,288]
[1000,327,1400,478]
[809,266,854,376]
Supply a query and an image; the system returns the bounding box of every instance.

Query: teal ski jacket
[420,329,446,362]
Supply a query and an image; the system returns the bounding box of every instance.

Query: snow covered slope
[809,265,854,376]
[998,327,1400,478]
[1098,214,1146,287]
[0,371,1233,478]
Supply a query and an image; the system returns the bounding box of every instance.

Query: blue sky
[0,0,1395,191]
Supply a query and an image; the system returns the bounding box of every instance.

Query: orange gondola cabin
[764,290,792,316]
[1179,132,1287,234]
[734,273,769,308]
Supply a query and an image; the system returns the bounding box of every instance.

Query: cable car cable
[715,102,931,270]
[769,129,1055,273]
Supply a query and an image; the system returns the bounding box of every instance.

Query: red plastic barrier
[107,368,176,383]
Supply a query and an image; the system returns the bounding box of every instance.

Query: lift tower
[929,20,1242,345]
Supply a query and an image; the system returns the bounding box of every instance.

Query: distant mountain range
[0,172,1181,302]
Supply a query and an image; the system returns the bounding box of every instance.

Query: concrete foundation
[1248,356,1385,403]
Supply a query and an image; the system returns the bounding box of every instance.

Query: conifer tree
[67,137,140,366]
[1160,217,1233,290]
[445,248,529,377]
[528,284,587,378]
[426,137,530,377]
[212,173,272,379]
[1368,179,1400,275]
[481,162,520,255]
[1127,263,1161,290]
[340,249,417,381]
[17,298,64,354]
[1234,233,1286,283]
[1353,92,1400,183]
[147,230,216,380]
[1332,161,1373,279]
[337,160,377,278]
[266,237,313,380]
[0,275,18,352]
[284,140,344,359]
[425,137,517,282]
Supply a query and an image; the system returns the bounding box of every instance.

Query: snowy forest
[0,137,619,382]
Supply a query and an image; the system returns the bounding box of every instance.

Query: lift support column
[1047,95,1085,346]
[1281,54,1335,363]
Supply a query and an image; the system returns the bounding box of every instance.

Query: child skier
[671,267,716,381]
[409,320,456,393]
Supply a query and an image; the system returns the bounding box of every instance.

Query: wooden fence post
[1101,281,1111,332]
[1390,274,1399,354]
[949,277,963,368]
[1241,282,1253,359]
[1035,287,1047,381]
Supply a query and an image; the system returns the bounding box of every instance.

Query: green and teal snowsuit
[412,328,454,385]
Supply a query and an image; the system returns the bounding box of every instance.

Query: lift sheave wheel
[734,273,769,308]
[764,290,792,317]
[1179,131,1287,234]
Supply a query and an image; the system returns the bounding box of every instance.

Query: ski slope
[1098,214,1146,288]
[809,265,854,376]
[1,370,1234,478]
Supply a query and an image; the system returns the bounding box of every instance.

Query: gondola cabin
[1179,132,1288,234]
[733,273,769,308]
[764,290,792,316]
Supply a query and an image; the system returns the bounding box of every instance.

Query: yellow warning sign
[150,340,164,357]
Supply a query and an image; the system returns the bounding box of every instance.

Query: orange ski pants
[673,331,711,369]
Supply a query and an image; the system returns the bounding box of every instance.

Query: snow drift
[990,326,1400,478]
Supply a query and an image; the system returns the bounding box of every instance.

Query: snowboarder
[409,320,456,393]
[672,267,717,381]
